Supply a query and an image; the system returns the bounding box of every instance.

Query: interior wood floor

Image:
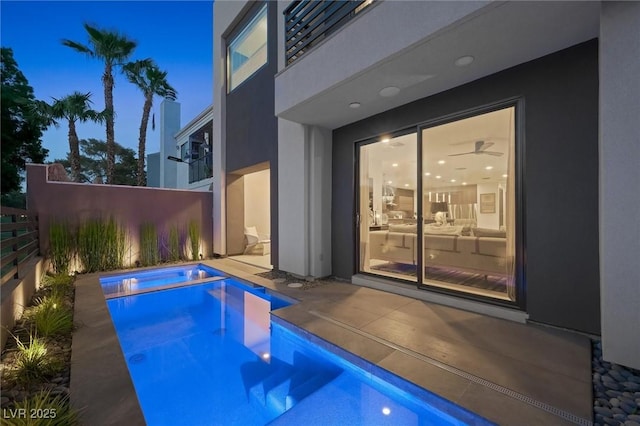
[368,261,510,300]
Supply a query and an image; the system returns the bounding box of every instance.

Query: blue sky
[1,0,213,162]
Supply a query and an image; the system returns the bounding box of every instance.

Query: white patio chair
[243,226,270,255]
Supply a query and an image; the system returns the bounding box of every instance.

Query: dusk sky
[1,1,213,162]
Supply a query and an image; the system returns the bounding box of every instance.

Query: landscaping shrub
[11,334,62,386]
[168,225,181,262]
[29,297,73,337]
[103,217,126,271]
[76,218,126,272]
[40,274,75,300]
[48,221,74,275]
[188,220,200,261]
[139,223,159,266]
[3,389,79,426]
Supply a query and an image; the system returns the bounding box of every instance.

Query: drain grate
[309,310,592,426]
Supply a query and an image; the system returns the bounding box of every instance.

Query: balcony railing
[189,156,212,184]
[284,0,372,66]
[1,207,39,285]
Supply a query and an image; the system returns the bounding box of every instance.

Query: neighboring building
[212,1,640,370]
[175,105,214,191]
[146,152,160,188]
[147,100,213,191]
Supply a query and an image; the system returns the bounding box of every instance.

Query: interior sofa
[368,221,507,276]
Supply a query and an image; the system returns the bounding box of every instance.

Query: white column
[308,126,332,277]
[278,121,332,278]
[278,119,308,276]
[599,1,640,370]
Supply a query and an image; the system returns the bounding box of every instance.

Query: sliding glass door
[358,133,418,283]
[421,106,516,301]
[357,105,517,302]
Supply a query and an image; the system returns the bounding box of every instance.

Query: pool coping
[70,272,145,425]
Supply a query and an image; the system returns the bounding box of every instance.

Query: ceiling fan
[449,140,503,157]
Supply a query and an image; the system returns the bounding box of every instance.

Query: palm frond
[61,39,93,56]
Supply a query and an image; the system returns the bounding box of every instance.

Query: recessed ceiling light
[381,138,389,143]
[404,183,409,187]
[502,174,508,178]
[349,102,361,109]
[435,175,442,179]
[455,55,474,67]
[462,182,467,185]
[450,179,456,183]
[392,163,398,167]
[485,166,493,170]
[379,86,400,97]
[424,172,431,176]
[387,180,392,184]
[438,160,446,165]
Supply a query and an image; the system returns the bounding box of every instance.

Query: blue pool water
[100,264,224,297]
[102,266,492,425]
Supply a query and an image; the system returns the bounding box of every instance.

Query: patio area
[70,258,593,425]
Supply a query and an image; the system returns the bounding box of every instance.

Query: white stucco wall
[599,1,640,370]
[244,169,270,237]
[275,0,490,114]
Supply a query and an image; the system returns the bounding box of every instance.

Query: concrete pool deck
[70,259,593,425]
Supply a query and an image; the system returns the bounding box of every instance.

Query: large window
[227,4,268,92]
[357,105,517,302]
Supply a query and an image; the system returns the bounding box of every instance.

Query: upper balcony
[284,0,374,67]
[275,0,600,130]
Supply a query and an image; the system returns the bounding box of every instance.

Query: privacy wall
[27,164,213,267]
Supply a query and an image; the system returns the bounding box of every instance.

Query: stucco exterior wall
[599,1,640,370]
[26,164,213,267]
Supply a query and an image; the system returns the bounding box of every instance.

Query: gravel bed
[592,340,640,425]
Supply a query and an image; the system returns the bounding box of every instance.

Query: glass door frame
[354,98,526,310]
[353,127,419,281]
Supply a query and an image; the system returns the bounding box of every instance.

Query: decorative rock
[0,397,9,406]
[611,370,628,382]
[603,417,619,425]
[613,407,627,415]
[604,381,622,391]
[628,415,640,422]
[621,403,638,415]
[624,382,640,391]
[611,398,621,407]
[606,390,623,398]
[595,406,614,416]
[624,421,640,426]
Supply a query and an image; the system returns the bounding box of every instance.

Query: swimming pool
[102,265,492,425]
[100,264,225,298]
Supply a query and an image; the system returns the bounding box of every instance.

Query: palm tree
[38,92,108,182]
[124,59,177,186]
[62,24,137,184]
